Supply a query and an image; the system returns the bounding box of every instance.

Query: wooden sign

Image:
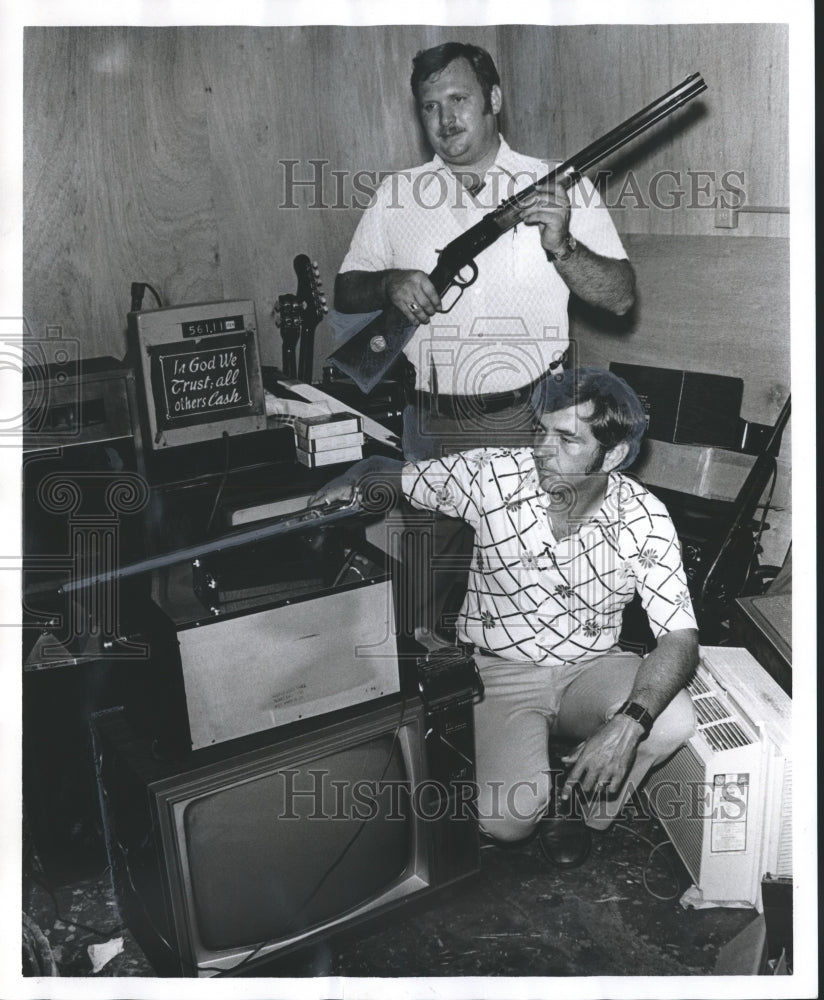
[128,300,266,449]
[151,335,253,429]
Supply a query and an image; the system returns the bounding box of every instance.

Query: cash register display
[128,300,266,449]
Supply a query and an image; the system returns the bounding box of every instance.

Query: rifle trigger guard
[438,260,479,314]
[453,260,479,289]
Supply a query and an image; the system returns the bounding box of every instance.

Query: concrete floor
[23,805,760,983]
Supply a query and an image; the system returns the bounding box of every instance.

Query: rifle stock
[328,72,707,394]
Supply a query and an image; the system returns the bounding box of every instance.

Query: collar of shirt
[428,136,552,208]
[518,454,626,543]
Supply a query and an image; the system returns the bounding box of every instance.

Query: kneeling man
[312,367,698,865]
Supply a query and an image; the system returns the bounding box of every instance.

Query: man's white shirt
[340,138,628,394]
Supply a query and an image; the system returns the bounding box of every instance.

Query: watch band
[545,234,578,263]
[616,700,654,739]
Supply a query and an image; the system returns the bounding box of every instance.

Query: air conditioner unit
[644,646,791,911]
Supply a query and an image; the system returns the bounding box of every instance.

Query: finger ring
[409,302,418,311]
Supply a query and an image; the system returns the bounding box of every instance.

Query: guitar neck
[298,326,316,383]
[278,254,327,383]
[282,342,298,379]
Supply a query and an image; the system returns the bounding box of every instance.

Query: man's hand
[306,456,406,513]
[382,269,441,325]
[518,179,572,256]
[560,713,645,799]
[307,479,358,509]
[334,269,440,322]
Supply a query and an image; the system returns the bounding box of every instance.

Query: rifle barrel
[61,501,363,594]
[555,72,707,183]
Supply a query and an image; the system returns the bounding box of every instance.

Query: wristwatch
[616,700,654,739]
[545,234,578,263]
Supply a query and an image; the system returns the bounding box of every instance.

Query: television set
[93,687,480,977]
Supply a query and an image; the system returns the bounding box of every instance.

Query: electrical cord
[130,282,163,312]
[22,805,125,939]
[612,821,683,901]
[93,746,195,972]
[205,431,232,534]
[25,868,127,939]
[22,912,59,977]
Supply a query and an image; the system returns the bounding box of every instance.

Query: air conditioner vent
[692,692,732,725]
[697,718,753,752]
[688,672,713,697]
[689,679,755,753]
[775,762,793,877]
[646,652,791,911]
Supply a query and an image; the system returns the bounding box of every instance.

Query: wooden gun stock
[328,72,707,394]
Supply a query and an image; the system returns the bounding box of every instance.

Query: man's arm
[552,248,636,317]
[335,269,441,326]
[519,180,636,316]
[562,627,699,797]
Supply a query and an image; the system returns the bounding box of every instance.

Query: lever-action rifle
[328,72,707,395]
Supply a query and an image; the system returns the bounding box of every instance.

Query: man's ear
[602,440,629,473]
[490,85,502,115]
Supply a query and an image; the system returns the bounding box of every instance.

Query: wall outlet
[714,205,739,228]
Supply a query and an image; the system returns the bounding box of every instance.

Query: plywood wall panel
[24,27,222,359]
[24,24,789,373]
[496,23,789,239]
[570,234,790,424]
[24,25,501,369]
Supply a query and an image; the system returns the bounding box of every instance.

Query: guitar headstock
[274,254,328,381]
[292,254,327,334]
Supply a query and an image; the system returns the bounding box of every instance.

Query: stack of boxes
[293,412,364,467]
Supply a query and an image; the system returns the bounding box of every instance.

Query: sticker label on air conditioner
[710,773,749,852]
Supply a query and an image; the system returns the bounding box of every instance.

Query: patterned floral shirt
[402,447,697,665]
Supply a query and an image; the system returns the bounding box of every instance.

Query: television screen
[95,692,479,976]
[183,734,410,952]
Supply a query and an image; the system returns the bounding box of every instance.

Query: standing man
[334,41,636,642]
[311,368,698,867]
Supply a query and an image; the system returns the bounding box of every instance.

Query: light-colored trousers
[472,648,696,841]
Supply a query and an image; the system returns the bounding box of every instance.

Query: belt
[405,358,564,419]
[409,383,535,417]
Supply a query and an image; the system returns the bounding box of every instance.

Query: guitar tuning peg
[320,294,327,305]
[274,316,281,328]
[274,302,280,312]
[322,304,329,314]
[312,260,319,269]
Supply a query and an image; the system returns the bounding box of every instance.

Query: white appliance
[644,646,791,910]
[177,580,400,749]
